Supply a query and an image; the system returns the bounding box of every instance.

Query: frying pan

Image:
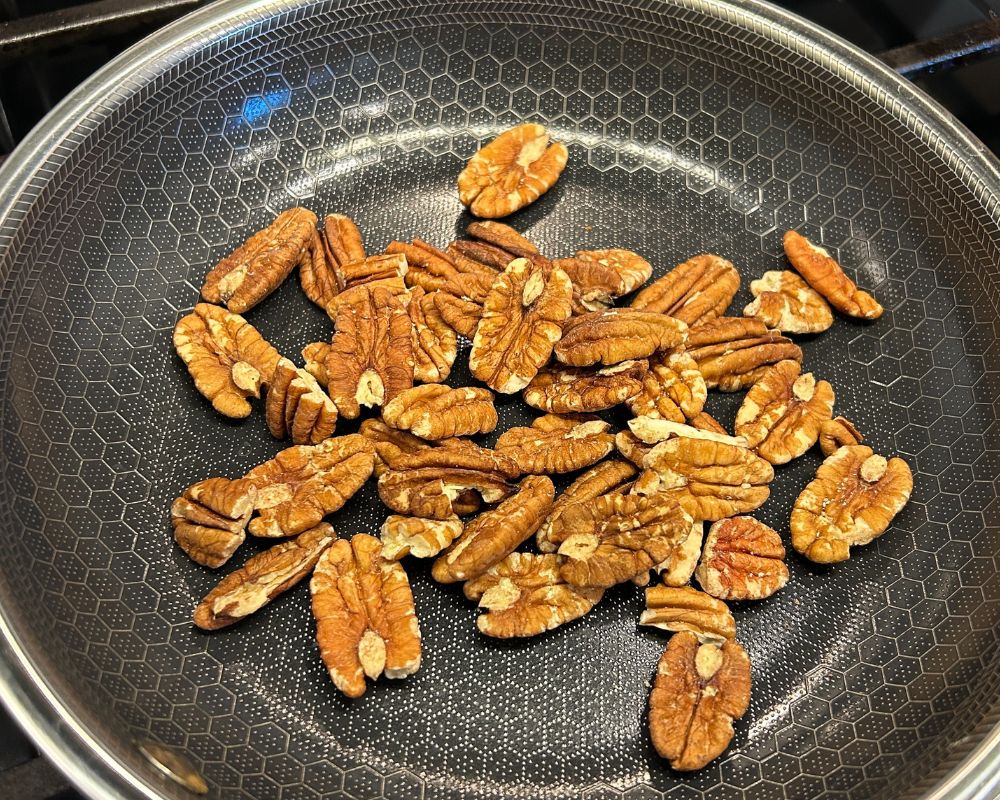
[0,0,997,798]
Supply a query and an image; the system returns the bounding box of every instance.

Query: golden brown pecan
[639,584,735,642]
[470,258,572,391]
[616,429,655,468]
[784,230,883,319]
[649,632,751,771]
[696,517,788,601]
[461,221,543,262]
[431,476,554,583]
[791,445,912,563]
[379,515,464,560]
[628,350,706,422]
[457,123,568,218]
[689,412,729,436]
[686,317,802,391]
[359,419,470,475]
[628,416,748,448]
[387,239,494,302]
[523,360,646,413]
[463,552,604,638]
[743,270,833,334]
[173,303,281,418]
[299,213,366,311]
[630,254,739,326]
[244,434,375,537]
[653,518,705,588]
[433,291,483,339]
[324,276,410,319]
[301,341,330,388]
[555,310,687,367]
[734,360,834,464]
[555,249,652,314]
[201,207,319,313]
[382,384,498,440]
[326,285,414,419]
[171,477,256,568]
[550,492,689,588]
[193,523,335,630]
[264,358,337,445]
[818,415,865,456]
[406,287,458,382]
[495,414,614,474]
[311,533,421,698]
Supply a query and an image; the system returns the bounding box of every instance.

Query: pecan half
[615,429,654,468]
[173,303,281,418]
[495,414,614,474]
[696,517,788,601]
[689,412,729,436]
[470,258,572,392]
[433,291,483,338]
[359,418,471,476]
[407,286,458,382]
[630,254,739,327]
[193,523,335,630]
[628,350,706,422]
[301,341,330,388]
[379,515,464,560]
[201,207,319,313]
[555,249,652,314]
[686,317,802,391]
[172,477,256,568]
[299,213,367,311]
[387,239,494,302]
[791,445,912,563]
[818,415,864,456]
[649,632,751,771]
[654,518,705,588]
[382,384,497,440]
[784,231,883,319]
[324,276,409,318]
[431,476,554,583]
[523,360,646,414]
[628,416,748,448]
[640,585,736,642]
[463,552,604,638]
[245,434,375,537]
[459,221,542,262]
[265,357,338,445]
[555,310,688,367]
[311,534,421,698]
[743,270,833,334]
[457,123,568,218]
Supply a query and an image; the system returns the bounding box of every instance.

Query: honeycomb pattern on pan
[0,2,997,799]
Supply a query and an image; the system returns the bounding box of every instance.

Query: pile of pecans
[170,123,912,770]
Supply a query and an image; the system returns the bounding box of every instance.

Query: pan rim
[0,0,997,798]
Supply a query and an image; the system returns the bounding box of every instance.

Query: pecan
[382,384,498,440]
[696,517,788,601]
[523,360,646,414]
[301,341,330,387]
[550,492,689,588]
[784,230,883,319]
[470,258,572,392]
[818,415,864,456]
[264,358,337,445]
[686,317,802,391]
[463,552,604,638]
[193,523,335,630]
[639,585,736,642]
[628,416,748,448]
[654,518,705,588]
[311,534,421,698]
[495,414,614,474]
[791,445,912,563]
[244,434,375,537]
[201,207,319,313]
[648,632,751,771]
[387,239,494,302]
[615,429,654,468]
[557,249,653,313]
[324,276,409,318]
[325,285,414,419]
[173,303,281,418]
[300,213,366,311]
[379,515,464,560]
[630,254,739,327]
[457,123,568,218]
[407,287,457,382]
[459,221,542,262]
[628,350,706,422]
[359,418,472,476]
[433,291,483,339]
[734,360,834,464]
[689,412,729,436]
[431,476,554,583]
[171,477,256,568]
[555,310,687,367]
[743,270,833,334]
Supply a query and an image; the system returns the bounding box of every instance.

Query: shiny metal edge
[0,1,996,799]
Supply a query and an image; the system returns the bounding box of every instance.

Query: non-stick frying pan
[0,1,997,798]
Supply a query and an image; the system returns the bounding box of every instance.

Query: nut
[311,533,421,697]
[523,360,646,414]
[463,552,604,638]
[630,254,740,327]
[734,360,835,465]
[495,414,615,474]
[431,476,554,583]
[470,258,572,392]
[379,515,464,560]
[686,316,802,391]
[299,213,367,311]
[784,230,883,319]
[201,207,319,313]
[639,585,736,642]
[655,518,705,588]
[555,309,688,367]
[628,350,706,422]
[193,523,335,630]
[382,384,498,440]
[433,291,483,339]
[359,418,470,476]
[265,358,338,445]
[555,249,652,314]
[460,221,543,262]
[457,123,568,218]
[818,415,864,456]
[173,303,281,418]
[387,239,494,302]
[648,632,751,771]
[791,445,913,563]
[324,276,410,319]
[301,341,330,387]
[743,270,833,334]
[244,434,376,537]
[615,429,654,468]
[171,477,256,568]
[627,417,748,448]
[696,517,788,601]
[688,412,729,436]
[326,284,414,419]
[406,286,458,382]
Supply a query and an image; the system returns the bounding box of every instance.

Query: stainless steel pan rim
[0,1,997,798]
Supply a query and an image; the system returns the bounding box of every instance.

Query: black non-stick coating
[0,1,997,799]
